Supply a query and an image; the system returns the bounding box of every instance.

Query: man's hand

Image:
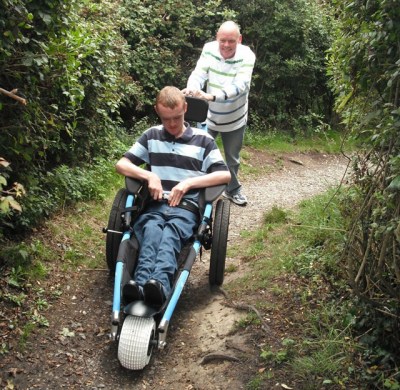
[168,181,191,206]
[182,88,214,102]
[181,88,195,96]
[192,90,214,101]
[147,172,163,201]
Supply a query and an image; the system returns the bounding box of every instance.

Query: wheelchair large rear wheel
[209,198,230,286]
[118,315,157,370]
[106,188,128,273]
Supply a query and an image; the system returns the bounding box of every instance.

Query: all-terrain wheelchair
[103,97,231,370]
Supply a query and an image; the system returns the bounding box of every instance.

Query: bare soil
[0,150,350,390]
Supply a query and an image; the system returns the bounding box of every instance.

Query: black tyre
[106,188,128,273]
[209,198,230,286]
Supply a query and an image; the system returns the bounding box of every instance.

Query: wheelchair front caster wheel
[118,315,157,370]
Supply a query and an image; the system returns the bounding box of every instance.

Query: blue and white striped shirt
[124,123,228,204]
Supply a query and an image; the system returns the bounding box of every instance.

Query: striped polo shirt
[124,123,229,204]
[187,41,256,132]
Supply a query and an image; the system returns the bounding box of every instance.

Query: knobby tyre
[209,198,230,286]
[106,188,128,273]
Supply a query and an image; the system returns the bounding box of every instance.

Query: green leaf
[21,53,34,67]
[337,90,354,112]
[7,277,21,288]
[387,176,400,191]
[0,198,10,213]
[38,12,52,25]
[8,198,22,212]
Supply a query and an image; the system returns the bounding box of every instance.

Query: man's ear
[238,34,243,44]
[184,102,188,113]
[154,105,159,116]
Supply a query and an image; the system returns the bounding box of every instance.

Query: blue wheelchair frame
[104,96,230,369]
[109,178,227,348]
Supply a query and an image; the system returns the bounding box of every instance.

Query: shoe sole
[122,284,143,303]
[144,284,165,307]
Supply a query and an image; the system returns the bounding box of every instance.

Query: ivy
[120,0,231,110]
[0,0,137,232]
[0,158,25,216]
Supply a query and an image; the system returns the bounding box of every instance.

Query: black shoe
[122,280,143,304]
[143,279,166,307]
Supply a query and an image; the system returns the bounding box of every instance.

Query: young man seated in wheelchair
[115,86,231,307]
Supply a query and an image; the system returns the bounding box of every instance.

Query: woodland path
[0,150,350,390]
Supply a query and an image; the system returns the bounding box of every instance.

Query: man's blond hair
[156,86,186,109]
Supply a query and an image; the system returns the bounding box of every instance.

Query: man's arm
[168,170,231,207]
[184,45,256,102]
[182,45,210,94]
[115,157,164,201]
[218,50,255,100]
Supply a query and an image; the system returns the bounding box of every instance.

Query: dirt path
[0,151,350,390]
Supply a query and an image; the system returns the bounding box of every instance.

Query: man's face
[155,102,187,138]
[217,29,242,60]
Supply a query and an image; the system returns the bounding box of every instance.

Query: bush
[327,0,400,372]
[0,0,139,234]
[225,0,334,131]
[1,151,125,236]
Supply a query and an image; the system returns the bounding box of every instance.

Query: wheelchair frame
[103,97,231,370]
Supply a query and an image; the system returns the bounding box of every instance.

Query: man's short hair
[218,21,241,37]
[156,86,186,109]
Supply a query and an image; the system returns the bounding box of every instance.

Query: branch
[355,229,373,283]
[0,87,27,105]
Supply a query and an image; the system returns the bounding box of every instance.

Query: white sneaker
[223,191,248,206]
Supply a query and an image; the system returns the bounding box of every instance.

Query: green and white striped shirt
[187,41,256,132]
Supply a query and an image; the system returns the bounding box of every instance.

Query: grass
[216,127,356,179]
[244,127,357,155]
[236,185,397,388]
[240,148,269,177]
[226,189,365,389]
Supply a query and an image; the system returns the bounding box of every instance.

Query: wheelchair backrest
[184,96,208,123]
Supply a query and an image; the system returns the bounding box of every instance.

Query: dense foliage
[226,0,334,133]
[328,0,400,384]
[1,0,399,385]
[1,0,139,166]
[0,0,140,232]
[1,0,333,237]
[121,1,231,105]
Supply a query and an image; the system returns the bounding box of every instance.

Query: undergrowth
[229,189,399,390]
[0,169,123,353]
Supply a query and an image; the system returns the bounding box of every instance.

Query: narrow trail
[0,151,350,390]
